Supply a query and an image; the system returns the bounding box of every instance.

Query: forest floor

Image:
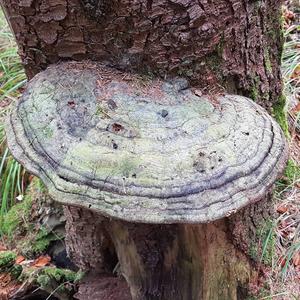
[0,3,300,300]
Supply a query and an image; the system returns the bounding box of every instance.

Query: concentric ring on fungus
[6,62,288,223]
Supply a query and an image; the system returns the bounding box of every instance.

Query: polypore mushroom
[6,61,288,299]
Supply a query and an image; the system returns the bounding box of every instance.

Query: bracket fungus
[6,61,289,299]
[7,62,288,224]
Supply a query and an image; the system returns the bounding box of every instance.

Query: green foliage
[0,178,62,257]
[0,10,27,217]
[282,24,300,131]
[249,220,276,266]
[0,148,24,216]
[34,267,84,299]
[281,241,300,278]
[0,250,16,270]
[0,184,32,238]
[259,221,276,266]
[30,227,63,255]
[10,263,22,279]
[0,10,26,102]
[282,25,300,88]
[283,159,300,183]
[36,267,83,286]
[275,159,300,193]
[0,184,32,237]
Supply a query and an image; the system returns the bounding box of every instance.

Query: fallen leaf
[279,256,287,268]
[293,252,300,266]
[0,245,7,251]
[15,256,25,264]
[0,273,12,288]
[28,175,35,182]
[32,255,51,267]
[194,89,202,97]
[291,103,300,114]
[277,204,289,214]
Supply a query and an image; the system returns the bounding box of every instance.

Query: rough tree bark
[1,1,285,299]
[1,0,283,109]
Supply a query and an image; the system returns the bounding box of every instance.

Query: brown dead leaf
[0,273,12,288]
[15,256,25,265]
[277,204,289,214]
[0,245,7,251]
[32,255,51,267]
[291,103,300,114]
[293,252,300,266]
[279,256,287,268]
[194,89,202,97]
[28,175,35,182]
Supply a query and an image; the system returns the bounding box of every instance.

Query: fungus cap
[6,62,288,224]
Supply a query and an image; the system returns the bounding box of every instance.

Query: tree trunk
[64,196,275,300]
[1,0,283,109]
[1,0,285,299]
[105,219,252,300]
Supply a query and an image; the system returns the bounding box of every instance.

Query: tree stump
[2,1,288,299]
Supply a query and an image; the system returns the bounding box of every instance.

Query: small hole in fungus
[88,204,92,208]
[211,166,215,170]
[112,123,124,132]
[242,132,250,136]
[112,142,118,149]
[200,169,205,173]
[160,109,169,118]
[68,100,76,108]
[132,174,137,178]
[108,99,117,110]
[199,152,205,157]
[218,158,222,162]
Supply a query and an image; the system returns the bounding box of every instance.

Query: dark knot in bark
[80,0,113,21]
